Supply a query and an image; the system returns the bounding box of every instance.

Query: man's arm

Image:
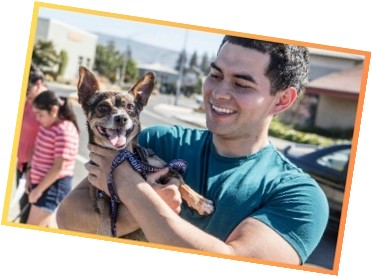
[56,177,140,236]
[86,146,301,264]
[56,171,182,237]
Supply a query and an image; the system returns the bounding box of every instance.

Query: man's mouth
[211,104,236,115]
[96,125,134,148]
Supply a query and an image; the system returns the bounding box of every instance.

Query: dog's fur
[77,66,214,239]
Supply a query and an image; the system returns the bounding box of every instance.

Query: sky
[38,7,225,56]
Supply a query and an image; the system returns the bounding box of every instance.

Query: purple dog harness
[105,147,187,237]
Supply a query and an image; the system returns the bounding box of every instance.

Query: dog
[77,66,214,239]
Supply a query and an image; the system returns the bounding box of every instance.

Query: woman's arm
[28,157,64,203]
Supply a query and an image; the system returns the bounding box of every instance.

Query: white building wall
[35,17,97,81]
[315,95,357,130]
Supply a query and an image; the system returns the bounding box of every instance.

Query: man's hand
[85,143,118,194]
[147,168,182,214]
[85,143,182,213]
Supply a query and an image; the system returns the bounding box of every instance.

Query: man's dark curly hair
[219,35,309,96]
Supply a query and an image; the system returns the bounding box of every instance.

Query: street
[9,83,339,271]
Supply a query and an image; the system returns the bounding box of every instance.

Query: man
[57,35,329,265]
[16,64,48,223]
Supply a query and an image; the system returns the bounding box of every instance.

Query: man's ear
[272,87,298,115]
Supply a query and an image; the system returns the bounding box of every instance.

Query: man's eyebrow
[210,62,222,72]
[210,62,257,84]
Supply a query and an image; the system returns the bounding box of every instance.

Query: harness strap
[107,148,188,237]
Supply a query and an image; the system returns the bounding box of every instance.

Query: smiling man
[57,35,329,265]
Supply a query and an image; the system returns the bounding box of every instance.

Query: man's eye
[210,73,221,80]
[235,82,251,89]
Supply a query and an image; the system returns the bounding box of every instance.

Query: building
[35,17,98,81]
[304,63,363,130]
[280,49,364,135]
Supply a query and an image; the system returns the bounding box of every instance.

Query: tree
[175,50,187,71]
[124,57,138,84]
[200,52,210,75]
[189,51,198,69]
[58,50,68,76]
[94,41,125,83]
[32,39,60,79]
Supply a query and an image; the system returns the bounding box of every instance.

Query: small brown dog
[77,66,214,239]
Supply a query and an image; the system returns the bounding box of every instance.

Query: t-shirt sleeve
[138,125,179,162]
[251,175,329,263]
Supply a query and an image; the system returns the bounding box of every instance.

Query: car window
[316,148,350,172]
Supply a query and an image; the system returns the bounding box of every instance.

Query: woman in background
[26,90,80,227]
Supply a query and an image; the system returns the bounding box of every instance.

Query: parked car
[283,143,351,232]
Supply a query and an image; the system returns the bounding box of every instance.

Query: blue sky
[39,7,224,56]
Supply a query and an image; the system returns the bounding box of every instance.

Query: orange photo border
[2,2,370,275]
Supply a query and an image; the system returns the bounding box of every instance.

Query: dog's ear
[129,72,155,109]
[77,66,100,109]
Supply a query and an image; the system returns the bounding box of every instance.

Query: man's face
[202,42,281,140]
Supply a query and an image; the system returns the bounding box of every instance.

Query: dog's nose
[114,115,127,125]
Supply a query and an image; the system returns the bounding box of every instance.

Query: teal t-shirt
[138,125,329,263]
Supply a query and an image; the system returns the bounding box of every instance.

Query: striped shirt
[30,120,79,184]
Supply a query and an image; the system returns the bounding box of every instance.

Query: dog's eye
[97,104,110,114]
[126,103,135,111]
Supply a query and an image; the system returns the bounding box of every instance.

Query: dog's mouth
[96,125,134,149]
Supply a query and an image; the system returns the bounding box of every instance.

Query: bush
[269,118,350,146]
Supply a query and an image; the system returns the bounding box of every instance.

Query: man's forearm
[57,177,140,236]
[117,173,233,254]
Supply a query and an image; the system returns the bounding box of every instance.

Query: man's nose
[212,81,232,100]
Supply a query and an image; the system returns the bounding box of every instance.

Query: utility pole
[174,30,189,106]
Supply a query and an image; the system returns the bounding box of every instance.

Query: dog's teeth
[97,126,107,135]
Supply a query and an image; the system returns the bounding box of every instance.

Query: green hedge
[269,119,350,146]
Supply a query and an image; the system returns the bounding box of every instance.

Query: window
[317,149,350,172]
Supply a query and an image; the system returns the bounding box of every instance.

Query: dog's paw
[179,184,214,216]
[194,197,214,216]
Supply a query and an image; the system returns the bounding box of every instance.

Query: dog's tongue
[107,129,126,148]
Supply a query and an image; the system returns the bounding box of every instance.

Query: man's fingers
[146,168,169,184]
[85,161,99,174]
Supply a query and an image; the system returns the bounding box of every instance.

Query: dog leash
[107,149,187,237]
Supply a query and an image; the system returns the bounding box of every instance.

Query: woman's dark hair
[218,35,310,96]
[29,63,44,84]
[33,90,80,132]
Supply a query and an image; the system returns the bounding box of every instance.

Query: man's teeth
[212,105,235,114]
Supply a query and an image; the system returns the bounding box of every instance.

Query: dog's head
[77,66,155,151]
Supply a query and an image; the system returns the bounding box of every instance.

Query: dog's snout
[114,115,127,125]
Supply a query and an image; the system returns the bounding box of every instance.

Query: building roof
[306,63,365,99]
[138,63,179,75]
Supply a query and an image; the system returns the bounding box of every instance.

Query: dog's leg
[179,184,214,216]
[96,197,113,236]
[90,186,112,236]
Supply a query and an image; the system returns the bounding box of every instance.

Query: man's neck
[212,133,270,158]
